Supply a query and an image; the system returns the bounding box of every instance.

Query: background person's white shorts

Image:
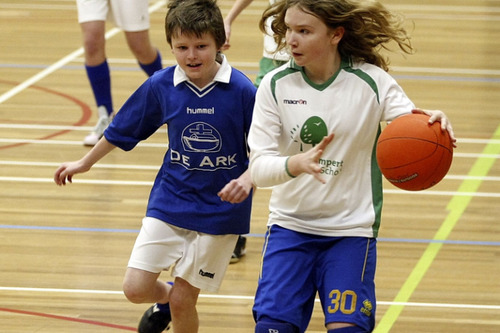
[76,0,151,32]
[128,217,239,293]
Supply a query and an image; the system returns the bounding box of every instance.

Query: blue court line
[0,224,498,246]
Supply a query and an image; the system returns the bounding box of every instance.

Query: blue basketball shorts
[253,225,377,332]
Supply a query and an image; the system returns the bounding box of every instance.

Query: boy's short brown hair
[165,0,226,50]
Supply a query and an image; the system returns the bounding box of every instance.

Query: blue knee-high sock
[139,50,162,77]
[156,281,173,313]
[85,60,113,115]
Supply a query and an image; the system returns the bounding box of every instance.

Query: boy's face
[171,31,221,88]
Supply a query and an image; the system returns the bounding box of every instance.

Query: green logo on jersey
[291,116,328,151]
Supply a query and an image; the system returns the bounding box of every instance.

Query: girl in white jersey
[248,1,456,333]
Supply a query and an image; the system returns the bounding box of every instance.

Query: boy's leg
[135,276,201,333]
[230,235,246,263]
[123,268,172,333]
[123,268,167,304]
[169,277,200,333]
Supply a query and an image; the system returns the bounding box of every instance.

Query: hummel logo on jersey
[186,106,215,114]
[283,98,307,105]
[268,329,279,333]
[199,269,215,279]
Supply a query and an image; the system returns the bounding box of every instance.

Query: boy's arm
[54,137,116,186]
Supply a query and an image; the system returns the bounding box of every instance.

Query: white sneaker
[83,106,113,146]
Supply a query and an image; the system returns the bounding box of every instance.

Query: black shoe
[230,236,247,264]
[138,304,172,333]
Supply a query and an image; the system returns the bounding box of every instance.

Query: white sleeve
[380,74,415,122]
[248,76,294,188]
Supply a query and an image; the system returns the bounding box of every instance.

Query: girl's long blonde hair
[260,0,413,71]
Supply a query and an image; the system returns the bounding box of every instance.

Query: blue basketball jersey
[104,56,256,235]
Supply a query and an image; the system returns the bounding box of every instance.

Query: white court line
[1,160,499,182]
[0,0,166,105]
[0,138,167,148]
[0,286,499,310]
[1,137,499,156]
[1,176,499,198]
[0,160,159,170]
[76,57,500,76]
[1,125,499,145]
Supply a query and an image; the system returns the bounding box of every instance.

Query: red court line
[0,79,92,150]
[0,307,136,331]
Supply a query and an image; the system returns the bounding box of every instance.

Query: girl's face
[171,32,221,88]
[284,5,343,82]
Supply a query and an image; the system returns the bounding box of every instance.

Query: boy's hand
[54,160,89,186]
[218,170,253,203]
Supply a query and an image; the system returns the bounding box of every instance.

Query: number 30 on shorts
[327,289,357,314]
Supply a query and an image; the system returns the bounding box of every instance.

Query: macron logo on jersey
[283,99,307,105]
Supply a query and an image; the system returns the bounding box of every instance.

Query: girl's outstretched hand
[287,133,335,184]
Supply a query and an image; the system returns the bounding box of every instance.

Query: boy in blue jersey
[54,0,256,332]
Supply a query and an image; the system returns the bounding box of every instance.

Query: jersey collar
[173,54,232,87]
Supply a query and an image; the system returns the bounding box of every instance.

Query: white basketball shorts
[128,217,238,292]
[76,0,150,31]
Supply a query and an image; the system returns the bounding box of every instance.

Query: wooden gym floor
[0,0,499,332]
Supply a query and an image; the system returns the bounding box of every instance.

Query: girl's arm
[54,137,116,185]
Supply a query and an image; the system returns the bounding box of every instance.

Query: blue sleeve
[104,78,164,151]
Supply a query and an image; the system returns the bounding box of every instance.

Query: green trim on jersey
[343,66,380,104]
[291,59,342,91]
[270,66,298,103]
[255,57,288,88]
[371,125,384,237]
[270,58,380,103]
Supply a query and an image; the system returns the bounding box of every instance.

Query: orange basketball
[376,113,453,191]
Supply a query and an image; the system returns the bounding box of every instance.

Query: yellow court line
[374,125,500,333]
